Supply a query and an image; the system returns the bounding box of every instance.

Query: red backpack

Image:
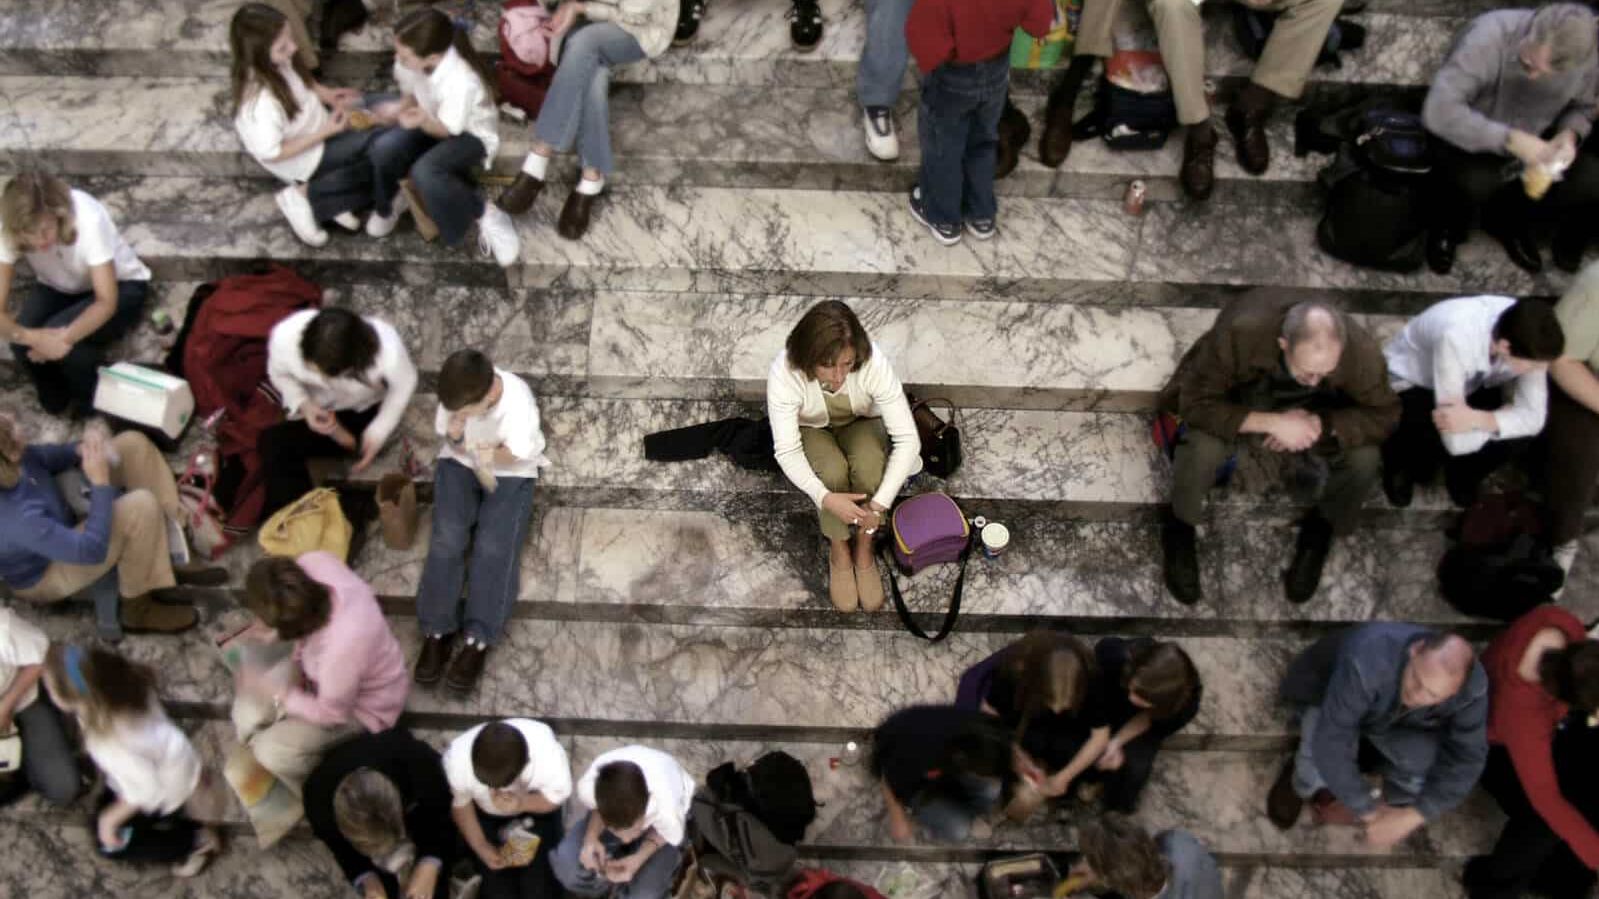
[497,0,556,119]
[174,265,322,530]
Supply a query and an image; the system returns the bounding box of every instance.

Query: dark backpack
[706,751,818,845]
[687,790,799,894]
[1315,108,1434,272]
[1437,491,1565,620]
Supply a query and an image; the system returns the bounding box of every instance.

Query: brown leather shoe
[557,188,598,240]
[121,595,198,634]
[1180,123,1218,201]
[445,641,488,694]
[1225,100,1271,175]
[1266,756,1303,830]
[996,101,1031,180]
[174,562,229,587]
[497,172,545,216]
[414,633,455,687]
[1039,103,1074,169]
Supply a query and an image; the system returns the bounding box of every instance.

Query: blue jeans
[8,279,148,413]
[306,128,377,222]
[1292,706,1433,807]
[415,459,536,646]
[910,774,1003,842]
[368,127,487,246]
[857,0,914,109]
[916,55,1009,228]
[551,812,683,899]
[533,21,647,176]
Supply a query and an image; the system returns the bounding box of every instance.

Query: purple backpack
[880,493,973,642]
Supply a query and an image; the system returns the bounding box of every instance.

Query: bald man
[1269,624,1489,849]
[1156,295,1400,605]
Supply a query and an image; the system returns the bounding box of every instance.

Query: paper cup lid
[981,523,1010,546]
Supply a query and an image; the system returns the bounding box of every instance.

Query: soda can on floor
[1124,180,1147,216]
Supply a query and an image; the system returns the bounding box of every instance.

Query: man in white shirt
[414,350,548,694]
[552,745,695,899]
[1381,296,1565,507]
[442,719,571,898]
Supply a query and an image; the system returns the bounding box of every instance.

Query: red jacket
[788,869,887,899]
[906,0,1054,75]
[1482,604,1599,868]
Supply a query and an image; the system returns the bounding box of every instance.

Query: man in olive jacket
[1157,296,1399,605]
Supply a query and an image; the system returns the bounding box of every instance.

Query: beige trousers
[234,689,358,795]
[14,433,181,602]
[268,0,321,71]
[1075,0,1342,124]
[800,419,889,542]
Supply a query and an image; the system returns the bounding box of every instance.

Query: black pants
[1381,386,1522,506]
[1540,381,1599,545]
[93,790,200,865]
[1465,744,1598,899]
[256,405,379,521]
[474,806,565,899]
[1081,732,1165,814]
[307,129,378,223]
[9,280,149,414]
[1430,141,1599,248]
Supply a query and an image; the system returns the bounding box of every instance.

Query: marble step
[1,608,1436,745]
[0,75,1322,204]
[0,0,1459,94]
[0,716,1502,868]
[42,175,1574,310]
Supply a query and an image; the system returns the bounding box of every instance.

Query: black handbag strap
[877,538,971,642]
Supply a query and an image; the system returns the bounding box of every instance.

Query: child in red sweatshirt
[905,0,1053,245]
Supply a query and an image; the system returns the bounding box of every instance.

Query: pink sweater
[283,552,410,732]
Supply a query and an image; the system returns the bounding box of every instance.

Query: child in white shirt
[415,350,547,693]
[230,2,379,248]
[552,745,695,899]
[367,7,521,267]
[442,718,572,898]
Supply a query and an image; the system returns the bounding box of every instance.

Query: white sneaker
[365,191,409,238]
[274,186,328,248]
[332,211,362,231]
[863,106,900,161]
[476,204,520,268]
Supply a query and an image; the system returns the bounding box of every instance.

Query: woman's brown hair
[334,768,408,860]
[245,556,333,641]
[785,300,873,379]
[1003,631,1097,743]
[230,3,313,119]
[1124,640,1200,721]
[1079,813,1169,899]
[1,172,77,254]
[395,7,498,102]
[44,644,159,736]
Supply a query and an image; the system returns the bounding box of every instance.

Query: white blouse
[85,704,202,815]
[235,64,331,184]
[266,310,420,452]
[394,45,500,164]
[0,190,151,294]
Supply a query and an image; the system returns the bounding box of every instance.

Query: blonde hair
[1,173,77,255]
[43,644,159,737]
[333,768,407,860]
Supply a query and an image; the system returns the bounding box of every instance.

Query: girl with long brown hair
[365,7,520,266]
[0,172,151,414]
[230,2,378,248]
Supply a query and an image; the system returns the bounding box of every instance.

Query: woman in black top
[303,728,459,899]
[1085,637,1202,813]
[958,631,1111,820]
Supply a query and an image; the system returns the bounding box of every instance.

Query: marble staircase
[0,0,1587,895]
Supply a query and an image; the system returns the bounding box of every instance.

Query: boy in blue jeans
[906,0,1054,245]
[414,349,549,694]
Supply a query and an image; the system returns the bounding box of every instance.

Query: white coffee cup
[980,523,1010,558]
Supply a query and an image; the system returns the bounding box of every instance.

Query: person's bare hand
[27,328,72,362]
[1270,410,1321,452]
[1095,741,1125,771]
[1361,805,1424,849]
[80,439,112,486]
[821,492,872,529]
[1507,129,1553,168]
[323,107,350,138]
[398,105,427,130]
[579,836,606,871]
[1432,401,1489,435]
[550,2,583,34]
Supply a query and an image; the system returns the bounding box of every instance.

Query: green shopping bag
[1010,0,1083,69]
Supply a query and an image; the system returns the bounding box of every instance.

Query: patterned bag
[1009,0,1082,69]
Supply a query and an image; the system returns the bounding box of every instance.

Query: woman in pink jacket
[234,552,410,792]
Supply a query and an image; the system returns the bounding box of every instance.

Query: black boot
[997,98,1031,179]
[1283,513,1333,604]
[318,0,369,52]
[1039,56,1094,168]
[1161,512,1202,605]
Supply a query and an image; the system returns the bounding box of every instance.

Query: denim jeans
[368,127,487,246]
[909,773,1003,842]
[306,128,377,222]
[416,459,536,646]
[551,811,683,899]
[533,21,646,176]
[1292,706,1432,806]
[8,279,148,413]
[857,0,914,109]
[917,55,1009,227]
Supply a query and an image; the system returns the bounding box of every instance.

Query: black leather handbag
[907,394,963,479]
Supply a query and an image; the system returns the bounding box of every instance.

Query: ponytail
[395,8,498,102]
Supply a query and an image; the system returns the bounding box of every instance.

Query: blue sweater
[0,444,117,590]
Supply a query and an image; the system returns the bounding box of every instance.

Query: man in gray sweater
[1423,3,1599,275]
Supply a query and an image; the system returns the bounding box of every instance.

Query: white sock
[577,175,605,196]
[521,153,550,180]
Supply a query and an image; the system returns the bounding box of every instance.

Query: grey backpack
[688,790,798,894]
